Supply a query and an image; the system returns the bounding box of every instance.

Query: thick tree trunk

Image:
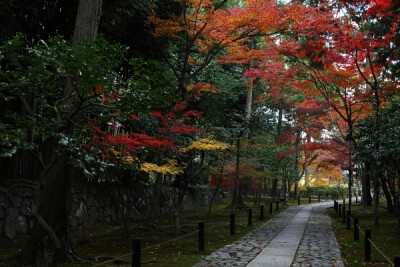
[20,159,73,266]
[71,0,102,50]
[362,164,372,207]
[271,179,278,199]
[20,1,102,265]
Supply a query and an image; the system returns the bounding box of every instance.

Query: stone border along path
[193,200,347,267]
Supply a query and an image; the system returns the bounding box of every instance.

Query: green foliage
[0,34,124,175]
[125,57,179,113]
[355,98,400,173]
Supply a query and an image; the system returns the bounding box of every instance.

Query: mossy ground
[0,197,303,266]
[328,200,400,266]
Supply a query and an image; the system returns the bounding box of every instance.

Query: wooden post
[346,211,351,230]
[338,204,342,217]
[248,209,252,226]
[230,213,235,235]
[132,238,141,267]
[260,205,264,221]
[365,229,371,261]
[269,202,273,214]
[276,201,279,211]
[198,221,205,252]
[354,217,359,241]
[334,201,338,213]
[342,204,346,222]
[394,255,400,267]
[356,196,358,204]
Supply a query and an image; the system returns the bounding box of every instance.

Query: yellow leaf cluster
[299,185,308,192]
[140,160,184,175]
[122,156,137,165]
[186,82,226,93]
[180,138,231,153]
[109,148,121,156]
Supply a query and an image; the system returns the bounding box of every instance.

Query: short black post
[248,209,253,226]
[309,196,311,204]
[276,201,279,211]
[365,229,371,261]
[334,201,338,213]
[343,199,346,210]
[338,204,342,217]
[260,205,264,221]
[346,211,351,230]
[198,221,205,252]
[342,204,346,222]
[318,195,320,202]
[230,213,235,235]
[132,238,141,267]
[394,255,400,267]
[297,197,300,205]
[269,202,273,214]
[356,196,358,204]
[354,217,359,241]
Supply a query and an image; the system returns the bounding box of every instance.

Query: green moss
[329,202,400,267]
[1,198,297,266]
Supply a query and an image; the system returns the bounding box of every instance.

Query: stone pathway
[193,200,345,267]
[292,202,344,267]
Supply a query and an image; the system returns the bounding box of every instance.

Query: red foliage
[183,110,203,118]
[131,114,140,121]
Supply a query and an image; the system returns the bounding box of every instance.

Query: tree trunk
[148,172,164,222]
[208,178,222,218]
[20,1,102,265]
[272,179,278,199]
[208,158,226,218]
[20,159,73,266]
[283,179,287,205]
[228,139,247,212]
[173,173,188,234]
[71,0,102,50]
[372,172,380,226]
[380,176,394,213]
[277,106,283,138]
[362,164,372,207]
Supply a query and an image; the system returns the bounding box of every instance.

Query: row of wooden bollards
[333,198,400,266]
[130,202,281,267]
[243,202,280,228]
[296,196,324,205]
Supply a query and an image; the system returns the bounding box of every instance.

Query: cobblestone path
[292,203,344,267]
[193,200,345,267]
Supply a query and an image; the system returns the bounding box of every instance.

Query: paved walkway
[193,200,345,267]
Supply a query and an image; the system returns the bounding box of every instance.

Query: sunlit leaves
[180,138,231,153]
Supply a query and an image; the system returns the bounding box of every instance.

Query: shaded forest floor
[329,200,400,267]
[0,197,306,266]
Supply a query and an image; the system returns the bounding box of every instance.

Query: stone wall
[0,184,222,239]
